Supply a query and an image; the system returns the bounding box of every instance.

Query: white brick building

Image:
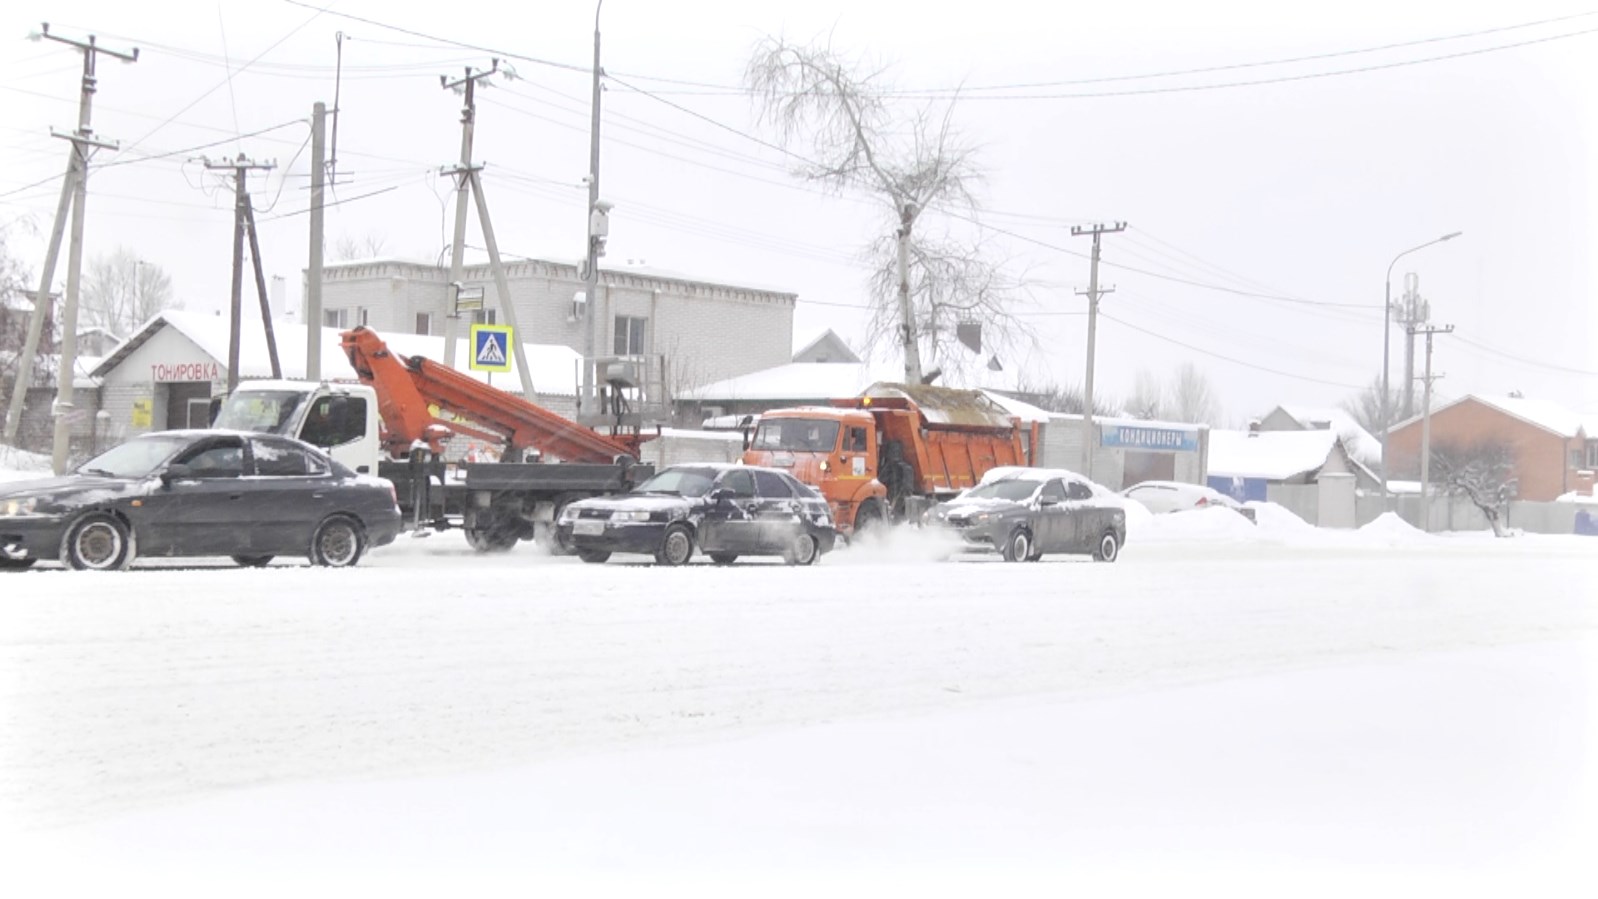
[316,258,797,393]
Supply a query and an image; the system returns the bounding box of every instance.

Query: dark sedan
[928,468,1127,562]
[0,430,402,571]
[556,464,837,566]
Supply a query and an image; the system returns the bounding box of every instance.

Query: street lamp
[1380,231,1462,502]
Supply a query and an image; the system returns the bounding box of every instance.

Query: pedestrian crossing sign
[469,324,513,373]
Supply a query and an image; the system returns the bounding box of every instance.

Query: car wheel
[1093,531,1120,563]
[1001,527,1031,563]
[784,532,820,566]
[655,524,694,567]
[576,548,611,564]
[310,515,367,568]
[709,553,738,565]
[62,513,135,571]
[1025,547,1043,562]
[0,558,38,571]
[231,555,274,568]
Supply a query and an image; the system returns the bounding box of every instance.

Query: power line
[1101,311,1365,389]
[1449,333,1598,377]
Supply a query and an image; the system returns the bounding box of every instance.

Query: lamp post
[1380,231,1461,502]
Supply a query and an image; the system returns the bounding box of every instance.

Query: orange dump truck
[740,383,1037,535]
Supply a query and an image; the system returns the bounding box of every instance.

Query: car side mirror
[161,463,195,484]
[1038,495,1060,507]
[710,488,733,503]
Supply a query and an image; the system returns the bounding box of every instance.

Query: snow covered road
[1,518,1594,895]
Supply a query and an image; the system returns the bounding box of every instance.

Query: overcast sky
[2,0,1594,425]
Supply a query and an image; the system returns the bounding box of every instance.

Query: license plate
[574,520,605,536]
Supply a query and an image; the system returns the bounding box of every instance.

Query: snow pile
[1357,511,1433,543]
[1130,504,1262,543]
[1247,501,1313,532]
[0,444,52,483]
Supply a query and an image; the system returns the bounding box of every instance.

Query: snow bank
[0,444,53,482]
[1247,501,1313,532]
[1129,504,1262,543]
[1358,511,1433,543]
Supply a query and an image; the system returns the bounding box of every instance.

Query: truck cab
[742,407,887,534]
[212,380,382,474]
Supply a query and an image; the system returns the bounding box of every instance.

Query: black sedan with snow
[0,430,402,571]
[556,464,837,565]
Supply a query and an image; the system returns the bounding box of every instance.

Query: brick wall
[1387,399,1573,501]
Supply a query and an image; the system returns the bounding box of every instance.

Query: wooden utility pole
[15,25,140,472]
[1415,323,1454,532]
[203,155,275,393]
[1071,221,1126,479]
[897,202,925,385]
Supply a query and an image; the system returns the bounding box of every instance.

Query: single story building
[1386,394,1595,502]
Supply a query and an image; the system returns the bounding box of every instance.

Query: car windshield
[73,435,189,479]
[635,467,717,497]
[962,480,1039,502]
[750,418,840,453]
[213,390,307,435]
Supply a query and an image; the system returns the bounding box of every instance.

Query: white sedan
[1121,480,1257,523]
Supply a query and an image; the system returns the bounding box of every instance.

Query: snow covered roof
[2,292,35,312]
[1208,428,1342,480]
[91,311,583,396]
[1461,395,1592,438]
[979,390,1052,424]
[678,362,899,402]
[325,256,798,299]
[1270,404,1381,466]
[0,351,104,389]
[791,329,861,364]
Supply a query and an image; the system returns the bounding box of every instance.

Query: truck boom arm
[340,326,645,463]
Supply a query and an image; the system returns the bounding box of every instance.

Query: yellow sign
[131,398,153,429]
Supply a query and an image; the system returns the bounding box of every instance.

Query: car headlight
[558,505,580,523]
[615,510,652,523]
[1,498,39,516]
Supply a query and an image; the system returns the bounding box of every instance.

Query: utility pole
[440,62,498,370]
[1071,221,1126,479]
[203,155,276,393]
[1415,323,1453,532]
[3,169,73,447]
[580,0,605,418]
[1395,272,1430,420]
[897,202,924,384]
[306,101,326,381]
[19,25,138,473]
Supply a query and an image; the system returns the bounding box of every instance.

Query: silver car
[1121,480,1257,523]
[929,469,1127,562]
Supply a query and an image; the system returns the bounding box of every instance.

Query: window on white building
[471,309,497,326]
[415,312,432,335]
[358,307,369,326]
[323,308,349,328]
[614,315,647,356]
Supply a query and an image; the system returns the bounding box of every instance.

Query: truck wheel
[465,526,519,553]
[709,553,738,565]
[577,549,611,564]
[852,500,884,539]
[1001,527,1031,563]
[1093,531,1120,563]
[310,515,367,568]
[231,555,274,568]
[62,513,135,571]
[655,524,694,567]
[783,532,820,566]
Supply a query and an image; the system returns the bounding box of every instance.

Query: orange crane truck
[740,383,1036,536]
[215,327,654,552]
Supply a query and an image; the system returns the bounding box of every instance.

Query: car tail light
[1195,496,1209,507]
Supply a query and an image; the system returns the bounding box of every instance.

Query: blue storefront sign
[1209,475,1268,503]
[1100,424,1199,453]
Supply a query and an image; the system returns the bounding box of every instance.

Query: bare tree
[1167,362,1219,425]
[1125,368,1166,420]
[1428,438,1518,537]
[1341,373,1404,438]
[745,35,1031,380]
[0,223,39,407]
[1011,376,1119,416]
[333,231,389,262]
[79,247,177,339]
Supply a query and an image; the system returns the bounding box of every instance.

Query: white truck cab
[213,380,382,473]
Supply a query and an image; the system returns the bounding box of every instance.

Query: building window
[614,315,646,356]
[358,307,369,326]
[323,308,349,328]
[415,312,432,335]
[1588,442,1598,468]
[471,309,497,326]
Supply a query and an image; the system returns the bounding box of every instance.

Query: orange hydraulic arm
[340,326,645,463]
